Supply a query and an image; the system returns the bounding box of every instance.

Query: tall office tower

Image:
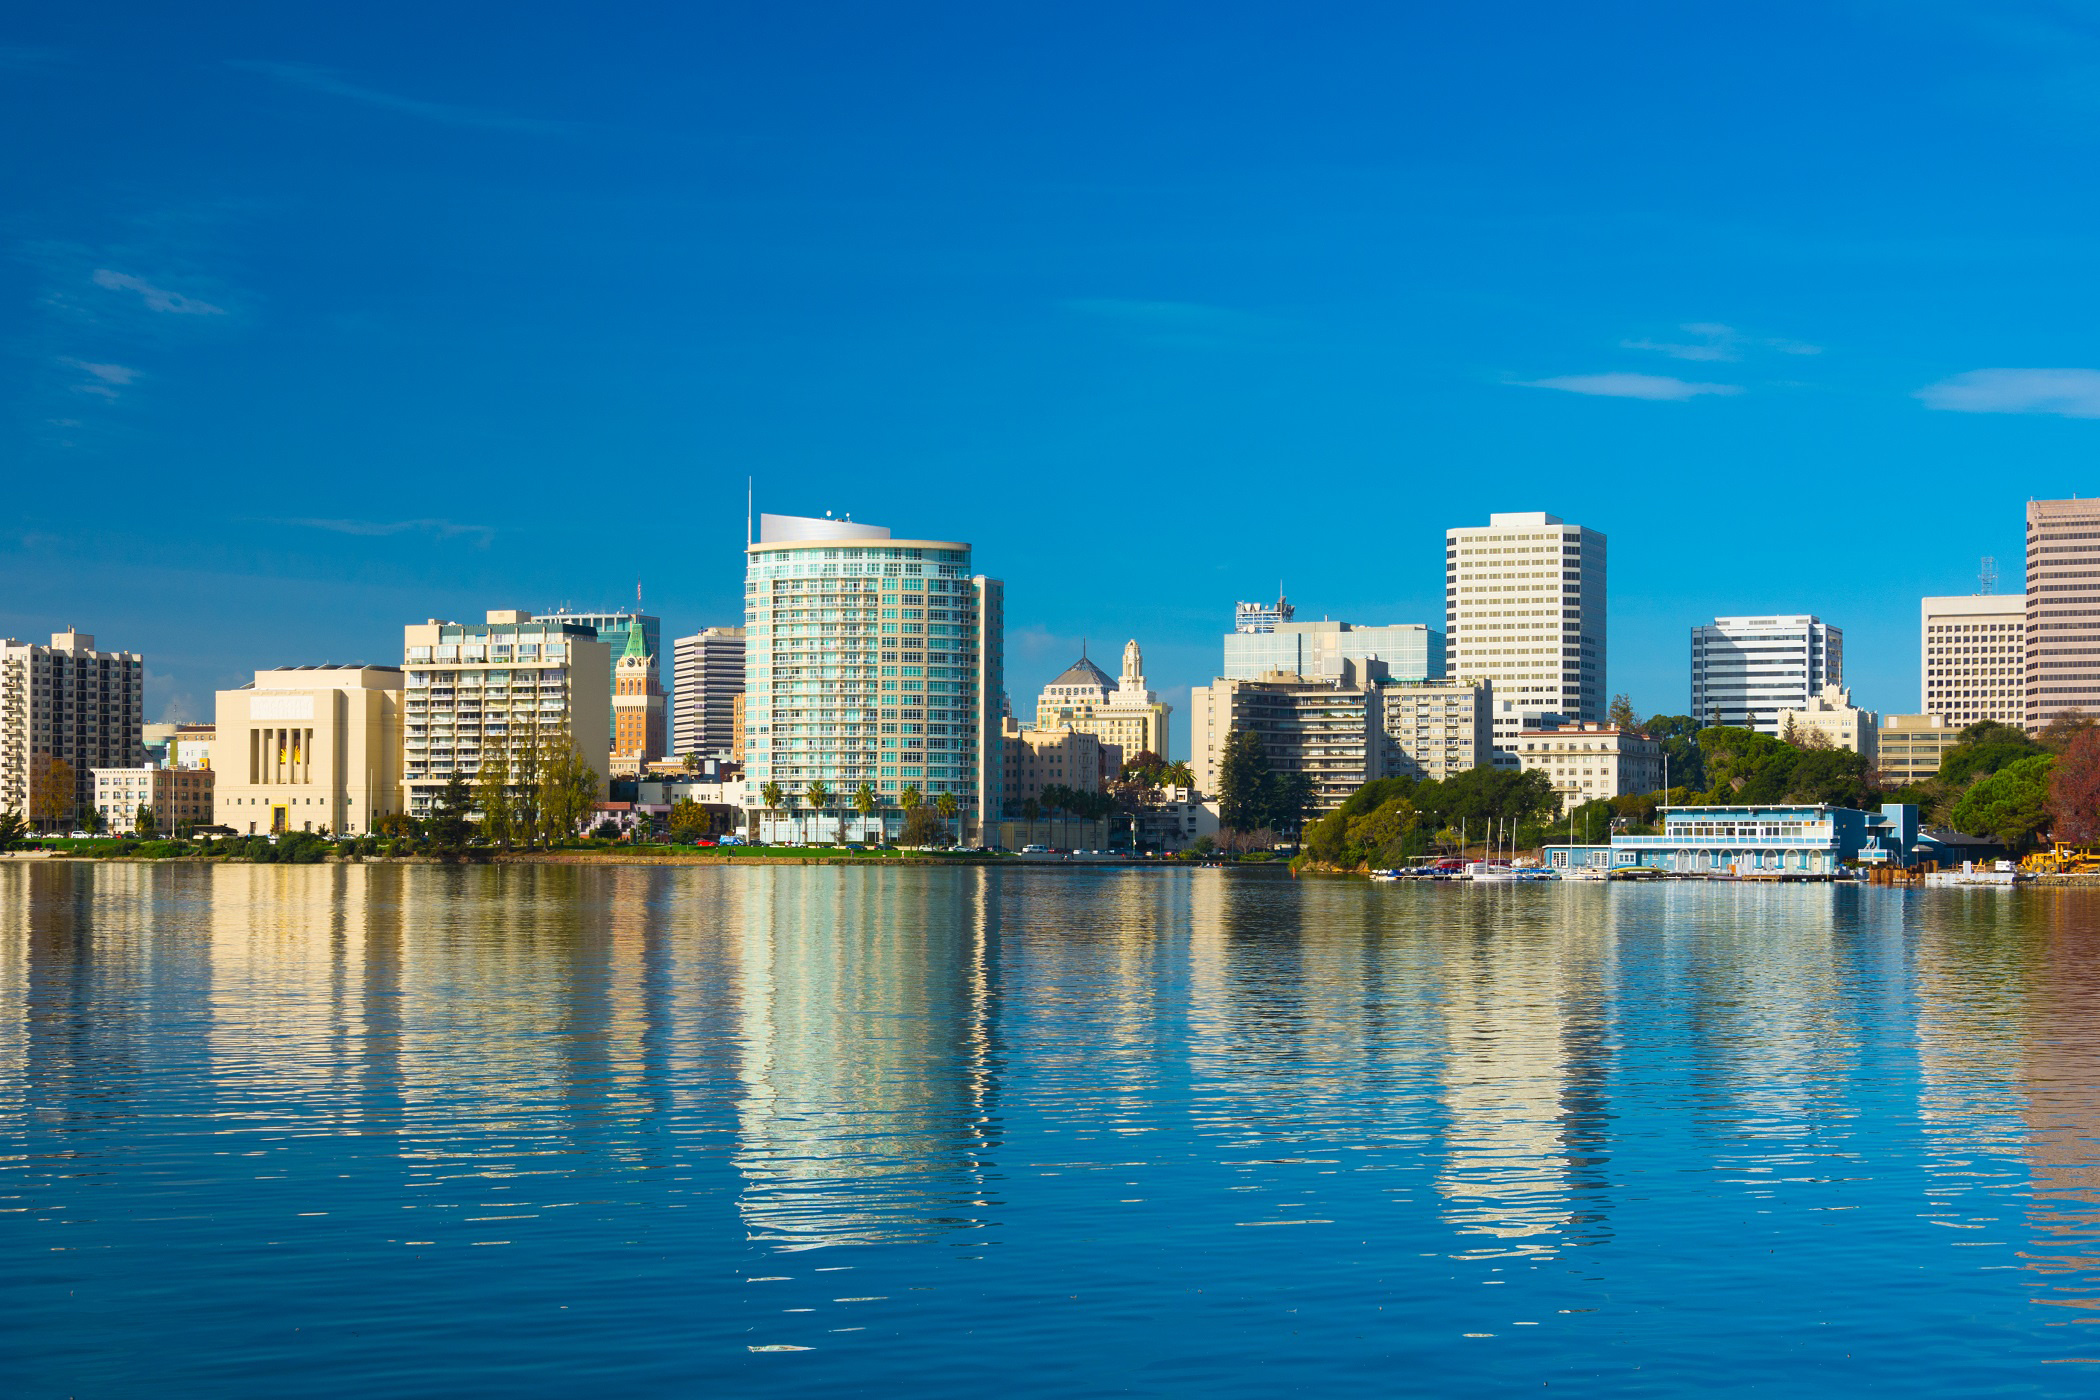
[531,608,660,739]
[611,629,666,768]
[0,629,145,830]
[671,626,747,759]
[1445,512,1606,762]
[2026,497,2100,733]
[742,514,1002,840]
[400,610,611,818]
[1223,619,1444,683]
[1233,595,1295,634]
[1688,616,1841,734]
[1921,595,2024,729]
[1033,639,1172,771]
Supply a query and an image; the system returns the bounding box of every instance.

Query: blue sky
[9,1,2100,755]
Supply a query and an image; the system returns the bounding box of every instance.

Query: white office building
[1689,615,1841,734]
[741,514,1003,840]
[1445,512,1606,765]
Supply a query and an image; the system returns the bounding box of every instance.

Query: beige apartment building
[1000,717,1104,811]
[1922,593,2023,729]
[0,629,145,829]
[94,765,214,835]
[1189,661,1384,816]
[1777,684,1878,763]
[1034,639,1171,772]
[2028,497,2100,732]
[402,611,611,819]
[1880,712,1955,787]
[1381,676,1492,781]
[212,664,405,836]
[1516,723,1662,808]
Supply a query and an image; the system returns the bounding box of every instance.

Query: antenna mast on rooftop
[1980,555,1998,595]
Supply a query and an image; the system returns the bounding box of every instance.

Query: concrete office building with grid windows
[741,514,1003,841]
[1445,512,1606,765]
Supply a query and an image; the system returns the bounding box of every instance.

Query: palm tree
[853,782,879,844]
[935,790,960,847]
[760,780,784,844]
[804,780,831,845]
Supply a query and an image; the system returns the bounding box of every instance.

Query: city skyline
[0,493,2047,763]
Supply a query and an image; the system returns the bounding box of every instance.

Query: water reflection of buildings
[731,866,1000,1250]
[1914,893,2100,1324]
[1432,887,1616,1257]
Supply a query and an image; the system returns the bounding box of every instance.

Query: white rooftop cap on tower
[758,513,891,543]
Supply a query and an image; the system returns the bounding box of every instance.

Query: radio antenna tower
[1979,555,1998,595]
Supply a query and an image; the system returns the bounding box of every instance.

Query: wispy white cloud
[1517,373,1744,401]
[91,269,225,315]
[1916,368,2100,417]
[287,517,497,546]
[61,359,139,385]
[1621,322,1821,362]
[229,60,570,134]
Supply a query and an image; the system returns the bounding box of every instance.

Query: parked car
[1021,844,1049,854]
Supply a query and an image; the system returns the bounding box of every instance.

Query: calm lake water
[3,862,2099,1396]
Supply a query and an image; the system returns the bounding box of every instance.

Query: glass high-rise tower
[741,514,1003,840]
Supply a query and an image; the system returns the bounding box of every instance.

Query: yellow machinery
[2020,843,2100,875]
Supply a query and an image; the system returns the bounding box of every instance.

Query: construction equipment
[2019,842,2100,876]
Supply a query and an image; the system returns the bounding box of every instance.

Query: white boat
[1465,862,1516,882]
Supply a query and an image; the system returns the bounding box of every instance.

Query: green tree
[682,749,702,774]
[1303,776,1419,867]
[0,808,26,848]
[2040,710,2096,754]
[1783,746,1875,808]
[508,732,544,845]
[31,755,73,833]
[935,790,960,845]
[853,782,879,842]
[804,780,832,843]
[1939,720,2042,788]
[1607,693,1639,730]
[1639,714,1707,793]
[902,805,942,846]
[430,772,475,850]
[1216,729,1272,832]
[900,784,924,816]
[667,798,710,841]
[474,750,513,847]
[134,803,158,839]
[534,736,600,844]
[1950,752,2056,851]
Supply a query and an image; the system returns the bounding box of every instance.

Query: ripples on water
[2,863,2099,1395]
